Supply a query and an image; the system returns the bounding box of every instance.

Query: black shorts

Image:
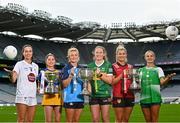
[89,97,111,105]
[112,97,134,107]
[140,103,161,108]
[63,102,84,109]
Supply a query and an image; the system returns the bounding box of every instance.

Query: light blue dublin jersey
[62,63,84,103]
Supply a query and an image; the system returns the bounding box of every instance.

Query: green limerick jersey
[139,66,164,104]
[88,61,112,98]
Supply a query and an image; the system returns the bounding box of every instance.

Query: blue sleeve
[61,66,69,80]
[58,69,63,79]
[37,70,42,83]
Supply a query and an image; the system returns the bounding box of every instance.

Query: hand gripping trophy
[78,68,93,96]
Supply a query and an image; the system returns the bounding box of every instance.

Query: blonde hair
[144,50,156,58]
[116,45,127,62]
[67,47,80,62]
[92,46,108,61]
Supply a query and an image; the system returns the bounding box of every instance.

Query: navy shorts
[89,97,111,105]
[112,97,134,107]
[140,103,161,108]
[63,102,84,109]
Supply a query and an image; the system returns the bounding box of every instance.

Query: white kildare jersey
[13,60,39,97]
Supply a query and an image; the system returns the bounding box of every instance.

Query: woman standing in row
[62,47,84,122]
[39,53,62,122]
[139,50,176,122]
[5,44,39,122]
[112,45,134,122]
[88,46,112,122]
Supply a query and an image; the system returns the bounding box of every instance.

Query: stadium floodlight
[73,21,100,29]
[111,23,122,28]
[32,10,52,20]
[6,3,28,15]
[124,22,136,28]
[55,16,73,25]
[0,4,4,10]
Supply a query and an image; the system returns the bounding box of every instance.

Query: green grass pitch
[0,104,180,122]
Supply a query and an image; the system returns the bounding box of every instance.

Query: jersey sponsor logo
[27,73,36,82]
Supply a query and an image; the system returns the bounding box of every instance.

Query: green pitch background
[0,104,180,122]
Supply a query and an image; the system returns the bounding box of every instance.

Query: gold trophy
[45,72,59,94]
[79,68,93,96]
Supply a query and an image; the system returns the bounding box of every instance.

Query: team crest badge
[117,99,121,103]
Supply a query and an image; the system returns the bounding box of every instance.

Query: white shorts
[15,97,37,106]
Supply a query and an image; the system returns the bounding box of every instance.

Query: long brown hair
[21,44,33,61]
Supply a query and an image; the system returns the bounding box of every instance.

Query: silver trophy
[78,68,93,96]
[45,72,59,94]
[129,68,141,92]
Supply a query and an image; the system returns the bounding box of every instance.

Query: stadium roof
[0,3,180,42]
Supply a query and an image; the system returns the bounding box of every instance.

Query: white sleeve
[13,62,20,74]
[157,67,165,78]
[35,64,39,77]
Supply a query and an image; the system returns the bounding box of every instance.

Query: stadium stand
[0,34,180,66]
[0,83,15,103]
[161,84,180,104]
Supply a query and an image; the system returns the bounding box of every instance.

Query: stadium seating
[0,35,180,64]
[0,83,15,103]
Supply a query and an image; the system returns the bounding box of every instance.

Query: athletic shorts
[63,102,84,109]
[89,97,111,105]
[112,97,134,107]
[140,103,161,108]
[42,94,62,106]
[15,97,37,106]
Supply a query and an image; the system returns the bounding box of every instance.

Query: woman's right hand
[4,68,13,81]
[4,68,17,83]
[4,68,12,73]
[70,67,75,77]
[96,68,103,78]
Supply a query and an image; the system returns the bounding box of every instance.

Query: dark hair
[21,44,33,60]
[45,53,57,68]
[45,53,57,62]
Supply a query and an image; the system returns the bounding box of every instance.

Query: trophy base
[45,88,55,94]
[45,91,56,94]
[129,87,141,93]
[80,89,91,96]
